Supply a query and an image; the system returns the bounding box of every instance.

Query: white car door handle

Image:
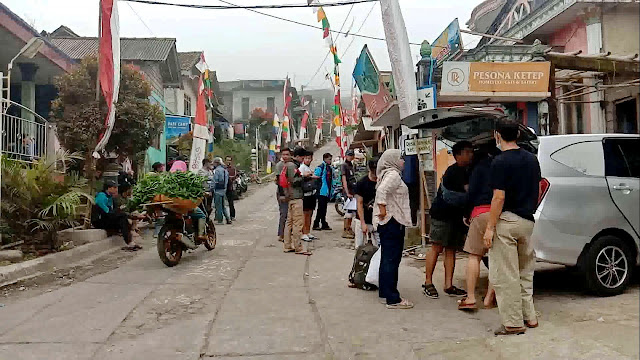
[613,185,631,191]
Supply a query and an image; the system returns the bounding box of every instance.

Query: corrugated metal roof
[178,51,201,71]
[50,37,177,61]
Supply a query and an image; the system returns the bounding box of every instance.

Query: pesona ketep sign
[441,62,551,99]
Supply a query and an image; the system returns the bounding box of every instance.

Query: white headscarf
[376,149,403,184]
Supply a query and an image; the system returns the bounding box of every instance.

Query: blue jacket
[314,162,333,197]
[212,165,229,196]
[95,192,113,214]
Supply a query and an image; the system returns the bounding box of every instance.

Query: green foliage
[0,152,93,250]
[51,56,165,160]
[210,139,254,171]
[129,171,207,211]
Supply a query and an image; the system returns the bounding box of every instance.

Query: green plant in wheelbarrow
[130,171,216,267]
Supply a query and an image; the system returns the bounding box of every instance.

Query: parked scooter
[333,184,345,217]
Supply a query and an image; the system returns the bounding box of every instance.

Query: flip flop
[283,249,296,253]
[525,321,539,328]
[295,251,312,256]
[457,297,478,311]
[121,246,139,252]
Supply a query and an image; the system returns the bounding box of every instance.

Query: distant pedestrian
[282,147,307,255]
[151,162,165,173]
[225,155,238,221]
[457,149,496,311]
[374,149,413,309]
[170,156,188,173]
[354,158,380,248]
[275,148,293,242]
[341,149,357,239]
[423,141,474,299]
[212,157,232,225]
[313,153,333,231]
[300,150,319,241]
[484,120,541,336]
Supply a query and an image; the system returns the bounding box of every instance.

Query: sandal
[494,325,526,336]
[525,320,539,328]
[283,249,295,253]
[457,297,478,311]
[422,283,439,299]
[386,299,414,309]
[444,286,467,297]
[295,251,312,256]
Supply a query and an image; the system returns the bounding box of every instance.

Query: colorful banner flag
[299,111,309,139]
[352,45,394,121]
[190,74,210,172]
[93,0,120,157]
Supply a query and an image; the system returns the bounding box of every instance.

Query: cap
[345,149,355,156]
[104,180,117,188]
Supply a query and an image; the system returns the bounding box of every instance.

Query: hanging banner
[165,115,191,142]
[189,137,207,172]
[431,18,463,67]
[352,45,394,121]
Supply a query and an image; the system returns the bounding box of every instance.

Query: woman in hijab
[374,149,414,309]
[170,156,188,173]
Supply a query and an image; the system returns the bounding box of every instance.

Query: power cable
[123,0,377,10]
[340,1,376,57]
[126,2,155,36]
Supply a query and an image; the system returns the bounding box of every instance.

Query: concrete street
[0,143,638,360]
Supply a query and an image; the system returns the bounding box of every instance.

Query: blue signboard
[165,115,191,142]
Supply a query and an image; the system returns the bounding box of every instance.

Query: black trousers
[314,195,330,227]
[226,190,236,219]
[378,217,405,305]
[95,212,131,244]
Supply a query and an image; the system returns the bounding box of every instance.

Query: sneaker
[342,229,355,239]
[313,225,322,231]
[308,233,318,240]
[321,224,332,231]
[386,299,414,310]
[301,234,310,242]
[231,217,236,221]
[226,220,232,225]
[444,286,467,297]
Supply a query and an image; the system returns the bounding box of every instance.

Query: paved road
[1,143,638,360]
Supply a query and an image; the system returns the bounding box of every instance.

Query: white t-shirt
[299,163,312,176]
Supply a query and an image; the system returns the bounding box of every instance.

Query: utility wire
[123,0,377,10]
[340,1,376,57]
[126,2,155,36]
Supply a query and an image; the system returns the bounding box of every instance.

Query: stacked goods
[130,172,207,213]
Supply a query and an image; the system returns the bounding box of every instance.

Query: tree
[51,56,165,165]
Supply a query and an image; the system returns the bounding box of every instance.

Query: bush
[0,152,93,252]
[210,139,254,171]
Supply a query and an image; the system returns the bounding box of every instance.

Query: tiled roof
[50,37,177,61]
[178,51,201,71]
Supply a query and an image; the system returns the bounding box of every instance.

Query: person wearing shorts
[457,150,496,311]
[423,141,474,299]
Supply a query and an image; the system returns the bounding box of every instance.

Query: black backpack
[348,239,378,291]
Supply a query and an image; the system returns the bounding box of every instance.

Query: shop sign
[442,62,551,93]
[166,115,191,141]
[404,137,432,156]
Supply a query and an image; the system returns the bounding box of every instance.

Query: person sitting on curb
[92,180,141,251]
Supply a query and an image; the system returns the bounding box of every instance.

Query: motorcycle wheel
[157,226,183,267]
[335,197,345,217]
[204,219,217,250]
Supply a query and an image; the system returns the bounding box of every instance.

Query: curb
[0,235,124,288]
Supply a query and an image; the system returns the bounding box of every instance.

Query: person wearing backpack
[281,147,307,255]
[299,150,319,242]
[212,157,231,225]
[312,153,333,231]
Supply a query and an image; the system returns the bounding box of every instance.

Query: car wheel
[583,235,634,296]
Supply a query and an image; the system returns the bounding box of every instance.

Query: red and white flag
[94,0,120,157]
[190,75,210,172]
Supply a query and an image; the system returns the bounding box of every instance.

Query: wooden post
[548,61,559,135]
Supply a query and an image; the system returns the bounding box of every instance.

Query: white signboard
[404,137,432,156]
[416,86,437,111]
[441,62,470,92]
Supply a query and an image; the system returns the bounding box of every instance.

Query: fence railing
[1,99,48,161]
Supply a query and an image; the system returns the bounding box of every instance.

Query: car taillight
[538,178,550,207]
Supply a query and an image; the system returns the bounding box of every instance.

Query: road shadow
[533,263,640,298]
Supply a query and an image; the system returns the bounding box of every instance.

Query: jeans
[278,200,289,237]
[314,195,330,227]
[377,217,405,305]
[214,193,230,222]
[226,190,236,219]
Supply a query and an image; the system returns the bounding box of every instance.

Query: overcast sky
[6,0,482,90]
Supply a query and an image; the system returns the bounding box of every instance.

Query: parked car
[404,107,640,296]
[532,134,639,295]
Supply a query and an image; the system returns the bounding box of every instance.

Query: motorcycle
[154,199,217,267]
[332,184,345,217]
[234,170,249,195]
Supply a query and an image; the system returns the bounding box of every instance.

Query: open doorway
[615,98,639,134]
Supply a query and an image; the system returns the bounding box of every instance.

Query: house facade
[466,0,640,134]
[219,80,285,123]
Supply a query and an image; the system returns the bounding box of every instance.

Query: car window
[604,138,640,178]
[550,141,604,176]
